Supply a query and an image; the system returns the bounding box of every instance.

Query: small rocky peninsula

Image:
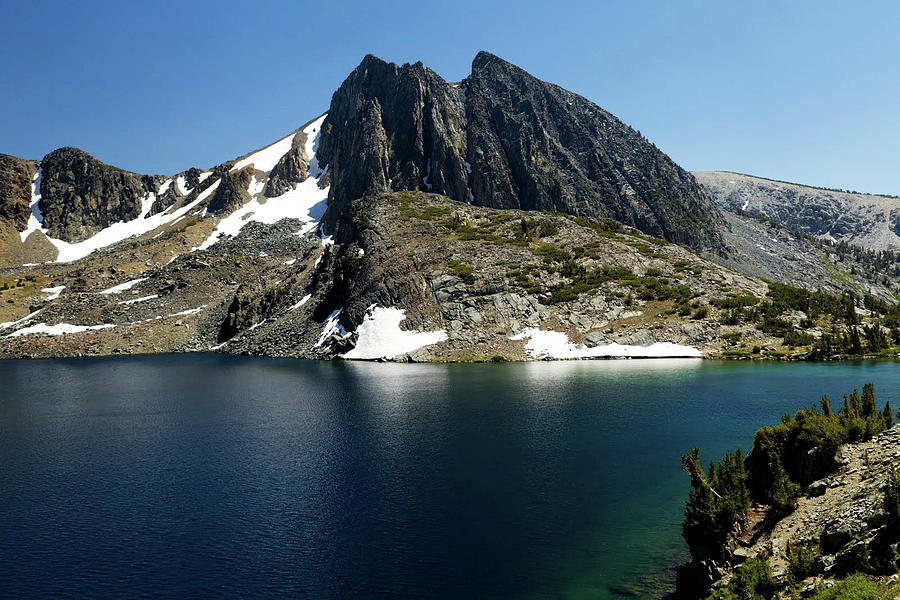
[679,385,900,599]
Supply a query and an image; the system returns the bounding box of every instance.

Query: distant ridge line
[695,170,899,200]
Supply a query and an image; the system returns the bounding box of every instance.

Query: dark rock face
[39,147,147,242]
[318,55,469,228]
[264,133,308,197]
[466,52,722,249]
[317,194,444,333]
[218,283,281,343]
[149,165,225,217]
[148,184,180,216]
[0,154,37,230]
[185,168,202,191]
[207,167,252,216]
[318,52,723,251]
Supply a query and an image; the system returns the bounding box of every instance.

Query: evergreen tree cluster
[681,448,750,561]
[682,384,890,563]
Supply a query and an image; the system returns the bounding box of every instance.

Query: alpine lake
[2,354,899,598]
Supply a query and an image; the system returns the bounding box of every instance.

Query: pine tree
[821,395,833,417]
[883,401,893,429]
[848,326,863,355]
[862,383,876,417]
[850,389,862,417]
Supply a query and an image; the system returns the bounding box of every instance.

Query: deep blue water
[1,355,899,599]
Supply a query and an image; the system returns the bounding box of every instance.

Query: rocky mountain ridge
[319,52,724,252]
[696,171,900,303]
[0,52,895,362]
[695,171,900,252]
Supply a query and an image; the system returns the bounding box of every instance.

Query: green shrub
[785,540,818,583]
[685,385,887,568]
[810,574,895,600]
[448,260,475,284]
[710,293,759,309]
[722,332,742,342]
[518,218,558,239]
[705,555,776,600]
[884,466,900,521]
[682,447,750,561]
[784,329,816,347]
[531,243,571,263]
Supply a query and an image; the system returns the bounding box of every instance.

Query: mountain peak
[319,52,723,251]
[358,53,389,70]
[471,50,507,71]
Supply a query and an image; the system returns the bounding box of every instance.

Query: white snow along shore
[342,305,448,360]
[510,328,702,359]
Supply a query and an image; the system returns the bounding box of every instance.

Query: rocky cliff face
[0,154,37,230]
[317,55,469,229]
[465,52,722,250]
[207,167,252,216]
[0,189,785,362]
[319,52,724,252]
[264,134,308,197]
[0,52,894,363]
[39,147,148,242]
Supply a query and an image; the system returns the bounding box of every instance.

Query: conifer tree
[883,401,893,429]
[849,389,862,417]
[862,383,876,417]
[848,326,863,355]
[821,395,833,417]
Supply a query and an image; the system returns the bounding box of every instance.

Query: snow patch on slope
[342,305,447,360]
[8,322,115,337]
[230,131,296,173]
[288,294,311,311]
[247,176,265,197]
[158,178,173,195]
[196,115,330,251]
[41,286,65,301]
[315,308,348,348]
[119,294,158,305]
[510,329,702,359]
[0,309,42,330]
[20,171,45,243]
[43,180,220,263]
[99,277,147,294]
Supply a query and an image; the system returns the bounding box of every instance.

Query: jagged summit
[319,51,724,251]
[470,50,509,70]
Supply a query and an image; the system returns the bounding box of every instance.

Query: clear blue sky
[2,0,898,194]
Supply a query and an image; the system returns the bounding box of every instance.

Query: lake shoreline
[2,347,899,364]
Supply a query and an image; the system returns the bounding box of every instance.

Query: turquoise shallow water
[1,355,898,598]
